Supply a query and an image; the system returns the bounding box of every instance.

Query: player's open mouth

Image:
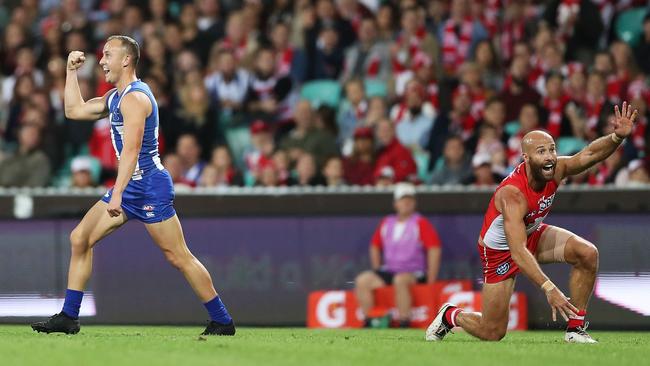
[542,163,555,173]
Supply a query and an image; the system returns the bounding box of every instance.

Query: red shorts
[478,224,548,284]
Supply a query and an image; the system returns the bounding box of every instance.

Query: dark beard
[409,106,422,116]
[529,162,551,182]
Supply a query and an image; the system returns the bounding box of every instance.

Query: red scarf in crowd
[583,95,606,131]
[543,94,570,138]
[221,36,248,60]
[481,0,500,37]
[392,27,426,73]
[500,18,525,62]
[441,18,474,74]
[276,47,294,77]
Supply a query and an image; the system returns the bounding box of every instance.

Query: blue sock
[62,289,83,319]
[203,296,232,324]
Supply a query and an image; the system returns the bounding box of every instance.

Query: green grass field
[1,326,648,366]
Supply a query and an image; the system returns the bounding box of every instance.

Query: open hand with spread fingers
[612,101,638,139]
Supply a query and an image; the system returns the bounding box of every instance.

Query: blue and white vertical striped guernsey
[106,79,164,180]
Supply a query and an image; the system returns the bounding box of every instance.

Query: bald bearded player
[426,102,638,343]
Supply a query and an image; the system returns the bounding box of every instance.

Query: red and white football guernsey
[478,162,559,283]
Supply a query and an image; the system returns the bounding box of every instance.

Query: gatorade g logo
[315,291,346,328]
[496,262,510,276]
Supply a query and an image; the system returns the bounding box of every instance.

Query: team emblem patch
[142,204,155,211]
[496,262,510,276]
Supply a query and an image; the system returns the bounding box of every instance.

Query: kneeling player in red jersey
[426,102,638,343]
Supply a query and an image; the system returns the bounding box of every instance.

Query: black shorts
[375,270,427,285]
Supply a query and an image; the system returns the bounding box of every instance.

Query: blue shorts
[101,169,176,223]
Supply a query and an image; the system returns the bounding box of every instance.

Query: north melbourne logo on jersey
[142,204,155,211]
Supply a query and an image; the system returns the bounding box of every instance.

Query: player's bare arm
[557,101,638,180]
[497,186,578,321]
[106,93,150,217]
[64,51,113,120]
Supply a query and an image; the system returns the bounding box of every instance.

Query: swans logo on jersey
[526,193,556,219]
[537,194,555,212]
[496,262,510,276]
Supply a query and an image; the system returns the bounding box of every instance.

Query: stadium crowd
[1,0,650,189]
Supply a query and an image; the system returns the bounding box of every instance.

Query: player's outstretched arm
[498,186,578,321]
[64,51,112,121]
[106,93,149,217]
[557,101,638,179]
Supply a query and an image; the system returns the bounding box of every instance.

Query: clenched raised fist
[67,51,86,71]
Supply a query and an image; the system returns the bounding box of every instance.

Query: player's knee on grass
[483,324,507,341]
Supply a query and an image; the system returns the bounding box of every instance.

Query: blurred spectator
[437,0,487,76]
[257,163,280,187]
[354,183,441,327]
[163,153,193,190]
[467,97,506,155]
[245,120,275,183]
[473,39,503,92]
[635,14,650,75]
[245,47,293,123]
[500,56,540,122]
[338,79,368,153]
[507,103,541,168]
[457,62,486,119]
[272,149,290,186]
[270,22,297,78]
[615,159,650,187]
[365,96,388,127]
[374,119,417,184]
[70,156,96,188]
[391,80,436,150]
[343,127,375,186]
[173,81,219,157]
[375,3,396,42]
[200,146,243,187]
[474,125,507,175]
[1,23,29,75]
[204,48,250,120]
[2,47,44,106]
[0,124,51,187]
[541,72,573,138]
[542,0,603,63]
[375,165,395,187]
[430,135,472,185]
[322,156,345,186]
[583,71,614,141]
[393,6,438,75]
[340,17,390,83]
[280,100,338,168]
[176,134,206,187]
[288,152,324,186]
[589,148,624,186]
[464,153,503,186]
[219,10,259,65]
[311,25,344,80]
